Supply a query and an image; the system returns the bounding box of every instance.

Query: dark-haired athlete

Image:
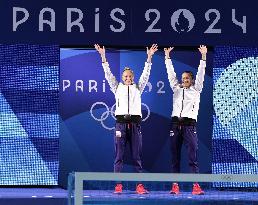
[164,45,207,195]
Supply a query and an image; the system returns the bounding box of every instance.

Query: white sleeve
[138,62,152,94]
[165,59,179,91]
[194,60,206,92]
[102,62,119,94]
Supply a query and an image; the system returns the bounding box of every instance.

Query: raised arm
[94,44,118,94]
[164,47,179,91]
[138,44,158,94]
[194,45,207,92]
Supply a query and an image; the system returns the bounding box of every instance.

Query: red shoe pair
[170,183,204,195]
[114,183,149,194]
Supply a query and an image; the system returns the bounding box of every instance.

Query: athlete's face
[181,72,193,88]
[122,70,134,85]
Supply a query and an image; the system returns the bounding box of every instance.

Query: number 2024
[145,9,246,33]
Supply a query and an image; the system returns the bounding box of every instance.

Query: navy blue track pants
[170,123,199,173]
[114,122,143,173]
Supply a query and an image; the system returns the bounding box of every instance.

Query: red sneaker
[169,183,180,194]
[192,183,204,195]
[136,183,149,194]
[114,183,123,194]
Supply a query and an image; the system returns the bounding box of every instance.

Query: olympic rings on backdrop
[90,102,150,130]
[90,102,115,130]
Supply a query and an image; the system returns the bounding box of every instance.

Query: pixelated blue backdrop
[1,45,256,187]
[212,46,258,187]
[0,45,59,185]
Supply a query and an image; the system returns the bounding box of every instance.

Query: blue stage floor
[0,188,257,205]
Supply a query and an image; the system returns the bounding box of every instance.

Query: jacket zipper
[179,88,185,117]
[128,86,130,114]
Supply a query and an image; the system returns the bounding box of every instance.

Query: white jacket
[102,62,152,117]
[165,59,206,121]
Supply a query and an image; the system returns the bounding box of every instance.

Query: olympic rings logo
[90,102,150,130]
[221,175,233,182]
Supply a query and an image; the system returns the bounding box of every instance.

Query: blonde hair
[123,67,134,76]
